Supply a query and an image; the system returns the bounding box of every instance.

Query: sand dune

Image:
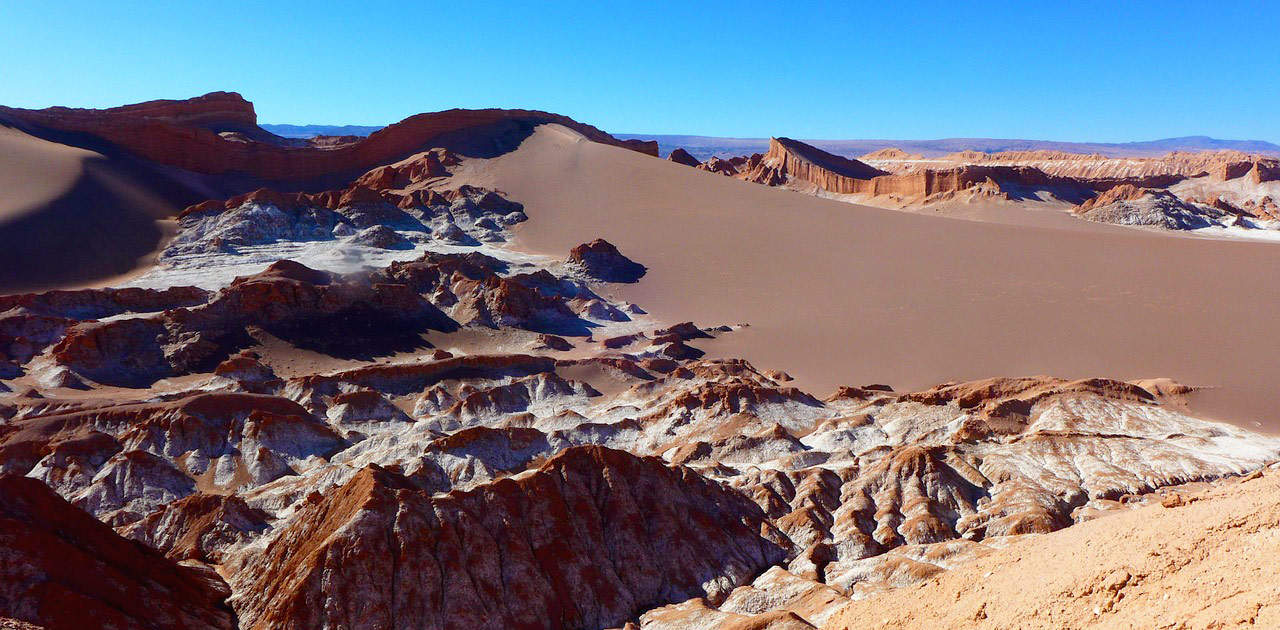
[0,126,95,222]
[0,127,177,291]
[463,125,1280,432]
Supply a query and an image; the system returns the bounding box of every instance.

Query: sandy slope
[0,127,176,292]
[824,467,1280,629]
[0,126,94,221]
[460,125,1280,432]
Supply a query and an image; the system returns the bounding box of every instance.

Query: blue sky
[2,1,1276,141]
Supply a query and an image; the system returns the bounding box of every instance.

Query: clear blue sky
[2,1,1277,142]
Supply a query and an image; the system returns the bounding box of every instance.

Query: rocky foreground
[1,94,1279,629]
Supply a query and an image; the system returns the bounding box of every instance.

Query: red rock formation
[745,138,887,192]
[861,148,924,160]
[859,166,1017,197]
[901,376,1156,437]
[0,474,236,629]
[1202,156,1280,183]
[178,177,511,218]
[738,138,1194,204]
[121,493,270,563]
[0,93,657,183]
[1183,194,1280,222]
[1076,183,1149,212]
[227,446,789,630]
[697,156,741,176]
[0,392,344,483]
[352,148,459,189]
[47,260,458,386]
[22,91,261,136]
[291,354,559,399]
[879,148,1277,182]
[567,239,647,283]
[0,286,210,320]
[533,334,573,351]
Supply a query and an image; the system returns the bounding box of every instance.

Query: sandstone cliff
[733,137,1209,208]
[744,138,887,192]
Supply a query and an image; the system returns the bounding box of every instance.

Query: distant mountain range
[260,124,1280,161]
[261,123,384,138]
[613,134,1280,161]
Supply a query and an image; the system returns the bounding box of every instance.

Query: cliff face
[737,137,1190,204]
[0,92,657,184]
[745,138,887,193]
[867,148,1280,183]
[43,91,261,135]
[743,138,1026,198]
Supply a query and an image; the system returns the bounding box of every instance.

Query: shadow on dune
[428,119,542,159]
[0,159,176,293]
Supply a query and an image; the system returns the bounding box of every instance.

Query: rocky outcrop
[667,148,702,167]
[1197,195,1280,222]
[351,148,459,189]
[46,258,476,386]
[696,154,760,178]
[0,391,346,498]
[0,286,209,320]
[0,93,657,184]
[727,139,1267,210]
[860,148,923,161]
[120,493,270,564]
[900,376,1156,423]
[745,138,887,192]
[226,446,789,630]
[875,149,1275,182]
[568,239,647,283]
[1077,183,1148,212]
[171,182,526,252]
[825,470,1280,630]
[740,138,1066,202]
[1076,186,1228,230]
[0,474,236,629]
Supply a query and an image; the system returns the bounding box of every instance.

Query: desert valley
[0,89,1278,630]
